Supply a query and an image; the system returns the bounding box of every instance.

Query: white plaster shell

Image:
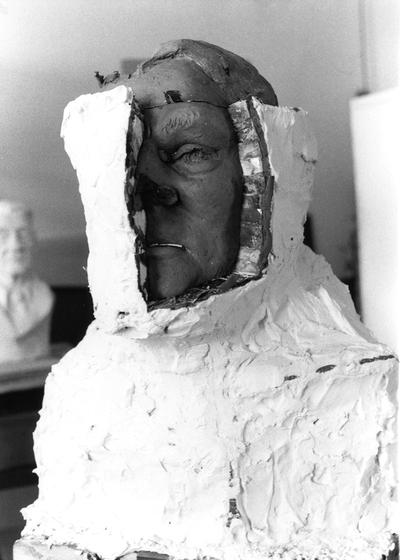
[20,86,398,560]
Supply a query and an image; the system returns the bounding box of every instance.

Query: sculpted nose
[136,174,179,208]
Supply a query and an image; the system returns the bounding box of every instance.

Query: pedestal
[13,537,399,560]
[0,344,70,395]
[13,539,169,560]
[14,539,96,560]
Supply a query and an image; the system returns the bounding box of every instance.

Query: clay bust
[0,200,53,363]
[122,41,277,300]
[16,40,397,560]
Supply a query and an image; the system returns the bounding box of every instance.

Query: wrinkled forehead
[129,58,226,109]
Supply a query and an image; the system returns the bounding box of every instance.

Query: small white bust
[0,200,54,363]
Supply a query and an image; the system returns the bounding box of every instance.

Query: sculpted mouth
[147,242,185,250]
[143,242,196,263]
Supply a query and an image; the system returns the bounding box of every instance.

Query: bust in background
[0,200,54,363]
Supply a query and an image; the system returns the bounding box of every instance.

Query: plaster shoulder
[22,285,397,559]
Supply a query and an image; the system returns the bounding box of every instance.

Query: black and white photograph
[0,2,398,559]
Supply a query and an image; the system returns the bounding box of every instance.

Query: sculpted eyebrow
[160,108,201,136]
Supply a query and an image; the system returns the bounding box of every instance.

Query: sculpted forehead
[129,59,226,109]
[158,106,201,136]
[147,102,234,145]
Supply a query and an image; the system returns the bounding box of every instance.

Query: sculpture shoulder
[30,276,54,313]
[294,245,377,345]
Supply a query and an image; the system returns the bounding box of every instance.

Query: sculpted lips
[145,242,186,257]
[147,243,185,249]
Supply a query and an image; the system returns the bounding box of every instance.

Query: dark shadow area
[0,389,42,490]
[382,534,399,560]
[303,213,314,251]
[50,286,94,346]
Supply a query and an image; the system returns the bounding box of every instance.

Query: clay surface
[123,41,277,300]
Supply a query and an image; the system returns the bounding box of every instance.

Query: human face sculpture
[0,208,34,281]
[133,60,243,300]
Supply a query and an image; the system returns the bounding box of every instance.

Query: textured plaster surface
[18,87,398,560]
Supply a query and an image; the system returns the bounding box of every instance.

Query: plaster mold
[19,85,397,560]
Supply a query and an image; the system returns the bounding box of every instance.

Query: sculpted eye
[159,144,219,166]
[175,145,218,163]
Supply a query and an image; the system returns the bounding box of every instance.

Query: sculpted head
[0,200,35,283]
[129,40,277,300]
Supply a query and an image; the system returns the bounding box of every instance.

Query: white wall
[0,0,390,284]
[351,88,400,352]
[364,0,400,92]
[350,1,400,349]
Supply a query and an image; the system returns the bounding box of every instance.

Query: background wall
[0,0,399,285]
[350,0,400,350]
